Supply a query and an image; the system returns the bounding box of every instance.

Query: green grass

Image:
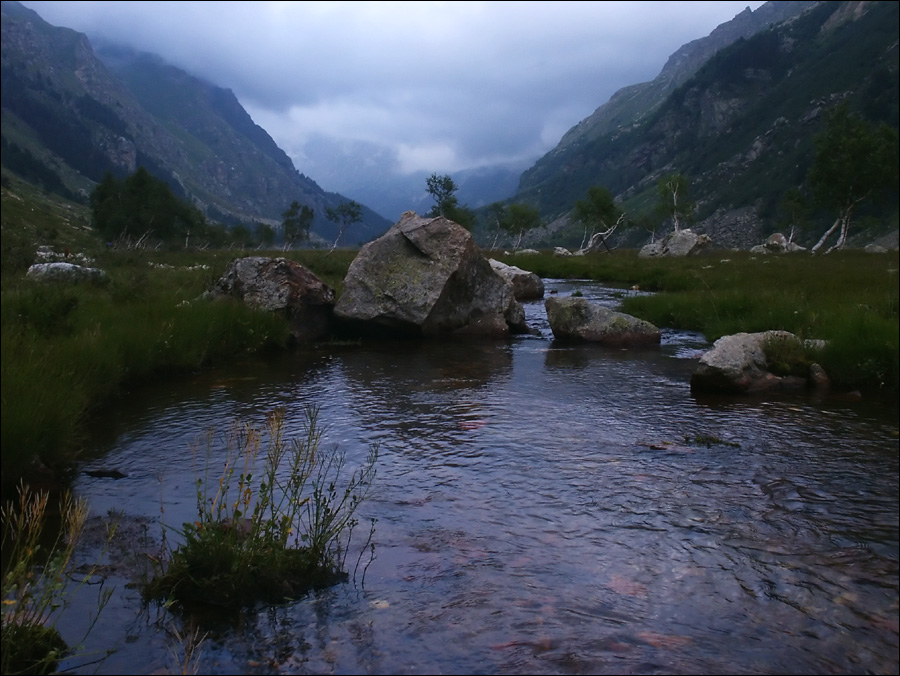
[500,249,899,393]
[0,248,294,489]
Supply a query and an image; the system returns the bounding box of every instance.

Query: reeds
[143,406,377,609]
[1,484,115,675]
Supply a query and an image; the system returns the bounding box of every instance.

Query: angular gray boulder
[489,259,544,300]
[202,256,335,343]
[334,212,530,338]
[749,232,807,254]
[544,296,661,346]
[26,262,108,284]
[639,229,711,258]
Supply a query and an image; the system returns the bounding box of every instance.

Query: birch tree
[808,104,899,254]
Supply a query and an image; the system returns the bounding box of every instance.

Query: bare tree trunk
[811,217,841,254]
[580,227,595,251]
[329,228,346,254]
[825,216,851,254]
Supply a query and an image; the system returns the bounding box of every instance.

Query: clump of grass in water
[684,434,740,448]
[144,405,378,609]
[1,484,116,675]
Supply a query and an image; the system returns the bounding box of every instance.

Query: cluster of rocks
[199,212,825,394]
[26,261,108,284]
[638,229,712,258]
[748,232,807,254]
[25,216,834,395]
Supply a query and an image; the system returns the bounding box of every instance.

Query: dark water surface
[59,281,898,675]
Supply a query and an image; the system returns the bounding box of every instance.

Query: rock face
[26,262,108,283]
[202,257,335,343]
[690,330,827,394]
[639,229,712,258]
[489,259,544,300]
[334,212,530,338]
[544,296,661,347]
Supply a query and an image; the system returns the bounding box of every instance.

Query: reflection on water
[60,281,898,675]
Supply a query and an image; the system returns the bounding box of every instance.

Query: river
[56,279,898,675]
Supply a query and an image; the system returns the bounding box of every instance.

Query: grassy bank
[496,248,899,393]
[0,240,358,493]
[2,215,897,492]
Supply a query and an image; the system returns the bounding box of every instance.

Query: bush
[143,406,377,609]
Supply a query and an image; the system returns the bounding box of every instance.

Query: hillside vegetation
[511,1,899,250]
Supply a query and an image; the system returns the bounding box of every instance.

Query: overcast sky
[22,1,765,189]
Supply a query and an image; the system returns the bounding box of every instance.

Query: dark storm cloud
[23,1,765,180]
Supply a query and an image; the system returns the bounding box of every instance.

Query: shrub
[144,406,378,609]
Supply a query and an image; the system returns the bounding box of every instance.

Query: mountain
[295,135,526,223]
[554,1,819,153]
[513,0,899,249]
[0,0,390,244]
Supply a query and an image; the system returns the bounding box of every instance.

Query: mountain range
[514,0,898,249]
[2,0,897,250]
[0,0,390,245]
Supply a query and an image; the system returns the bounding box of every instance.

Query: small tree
[655,173,694,233]
[229,224,254,249]
[573,186,625,252]
[500,203,542,251]
[485,201,508,250]
[425,173,459,218]
[90,167,206,246]
[281,201,314,250]
[425,173,476,230]
[808,104,899,254]
[325,200,362,252]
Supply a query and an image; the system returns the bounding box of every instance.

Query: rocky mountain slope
[554,1,818,153]
[0,0,390,244]
[514,0,898,249]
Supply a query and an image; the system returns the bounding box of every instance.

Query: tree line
[89,167,363,251]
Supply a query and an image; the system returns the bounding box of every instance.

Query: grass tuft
[143,406,378,609]
[1,484,116,675]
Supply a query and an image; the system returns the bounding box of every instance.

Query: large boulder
[545,296,661,347]
[690,330,828,394]
[489,259,544,300]
[26,262,108,284]
[202,257,335,343]
[639,229,712,258]
[334,211,530,338]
